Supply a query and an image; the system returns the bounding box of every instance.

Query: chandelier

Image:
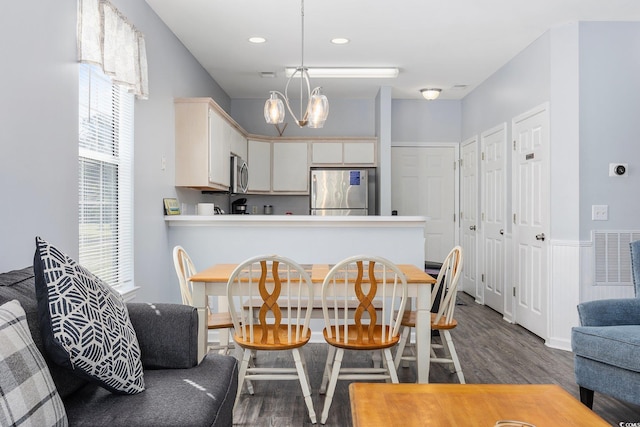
[264,0,328,129]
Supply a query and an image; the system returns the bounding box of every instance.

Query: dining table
[189,263,436,383]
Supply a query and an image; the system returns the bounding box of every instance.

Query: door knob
[469,225,476,231]
[499,229,504,235]
[536,233,546,241]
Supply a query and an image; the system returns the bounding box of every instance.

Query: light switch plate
[592,205,608,221]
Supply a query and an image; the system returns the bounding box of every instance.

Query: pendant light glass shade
[263,0,328,129]
[307,89,328,128]
[264,92,285,124]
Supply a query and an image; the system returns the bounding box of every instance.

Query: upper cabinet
[174,98,374,194]
[247,140,309,194]
[310,139,377,166]
[272,141,309,192]
[247,139,271,192]
[174,98,246,191]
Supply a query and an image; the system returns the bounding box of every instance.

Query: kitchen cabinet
[310,140,377,166]
[174,98,230,190]
[247,139,271,192]
[229,122,247,160]
[247,140,309,194]
[344,141,375,164]
[272,141,308,192]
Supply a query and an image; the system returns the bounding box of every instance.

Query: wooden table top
[349,383,609,427]
[190,263,435,284]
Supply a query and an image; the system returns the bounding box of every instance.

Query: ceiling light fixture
[331,37,350,45]
[264,0,328,128]
[420,88,442,100]
[285,67,399,79]
[248,36,266,44]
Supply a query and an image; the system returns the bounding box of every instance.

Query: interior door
[512,104,550,339]
[391,146,456,264]
[460,137,478,297]
[481,124,507,313]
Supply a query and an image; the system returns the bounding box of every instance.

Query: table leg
[217,295,230,349]
[415,283,431,383]
[192,281,207,363]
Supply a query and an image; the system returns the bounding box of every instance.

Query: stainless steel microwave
[230,155,248,194]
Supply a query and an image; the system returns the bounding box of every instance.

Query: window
[78,63,134,291]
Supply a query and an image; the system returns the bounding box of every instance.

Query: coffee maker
[231,198,248,214]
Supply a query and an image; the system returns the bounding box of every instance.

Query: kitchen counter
[165,214,427,228]
[165,214,426,274]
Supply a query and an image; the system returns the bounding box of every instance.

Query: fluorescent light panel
[285,67,399,79]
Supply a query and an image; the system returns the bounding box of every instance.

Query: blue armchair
[571,240,640,408]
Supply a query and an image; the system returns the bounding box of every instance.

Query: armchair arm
[577,298,640,326]
[126,302,198,369]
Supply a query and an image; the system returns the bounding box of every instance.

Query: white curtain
[77,0,149,100]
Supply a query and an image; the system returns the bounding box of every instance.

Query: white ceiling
[145,0,640,100]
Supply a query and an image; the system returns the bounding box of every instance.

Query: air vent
[594,231,640,285]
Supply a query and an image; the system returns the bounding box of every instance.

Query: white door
[391,146,456,264]
[460,137,478,297]
[512,104,550,339]
[481,124,507,313]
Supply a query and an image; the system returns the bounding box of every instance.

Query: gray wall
[579,22,640,239]
[0,0,231,304]
[1,2,78,267]
[391,99,461,143]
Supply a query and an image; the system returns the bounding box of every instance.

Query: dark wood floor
[232,292,640,426]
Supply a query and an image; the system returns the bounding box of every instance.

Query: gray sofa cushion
[126,303,198,369]
[63,353,238,427]
[572,325,640,372]
[0,267,88,399]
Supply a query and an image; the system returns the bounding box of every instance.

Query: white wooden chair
[394,246,465,383]
[227,255,317,424]
[172,246,234,355]
[319,255,408,425]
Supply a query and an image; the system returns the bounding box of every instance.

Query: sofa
[0,266,238,426]
[571,240,640,408]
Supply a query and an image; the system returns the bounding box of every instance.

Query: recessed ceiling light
[248,37,266,44]
[331,38,350,45]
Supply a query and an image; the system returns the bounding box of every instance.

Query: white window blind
[79,63,134,291]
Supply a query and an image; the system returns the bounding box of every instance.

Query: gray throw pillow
[33,236,144,395]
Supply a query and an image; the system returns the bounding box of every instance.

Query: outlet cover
[592,205,608,221]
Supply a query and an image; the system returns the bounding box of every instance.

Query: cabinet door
[344,141,375,164]
[248,140,271,192]
[208,110,230,187]
[272,142,308,192]
[311,142,342,164]
[230,125,247,160]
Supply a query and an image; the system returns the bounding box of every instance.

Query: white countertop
[165,215,427,228]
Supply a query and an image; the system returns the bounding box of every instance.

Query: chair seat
[208,312,234,330]
[572,325,640,372]
[234,324,311,350]
[400,310,458,330]
[323,325,400,350]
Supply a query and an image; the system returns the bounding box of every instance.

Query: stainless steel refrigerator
[310,168,374,215]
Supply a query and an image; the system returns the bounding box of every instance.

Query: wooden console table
[349,383,608,426]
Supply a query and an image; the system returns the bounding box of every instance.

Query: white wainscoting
[547,239,581,351]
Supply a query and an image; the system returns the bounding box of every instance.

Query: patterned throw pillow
[0,299,68,427]
[33,237,144,395]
